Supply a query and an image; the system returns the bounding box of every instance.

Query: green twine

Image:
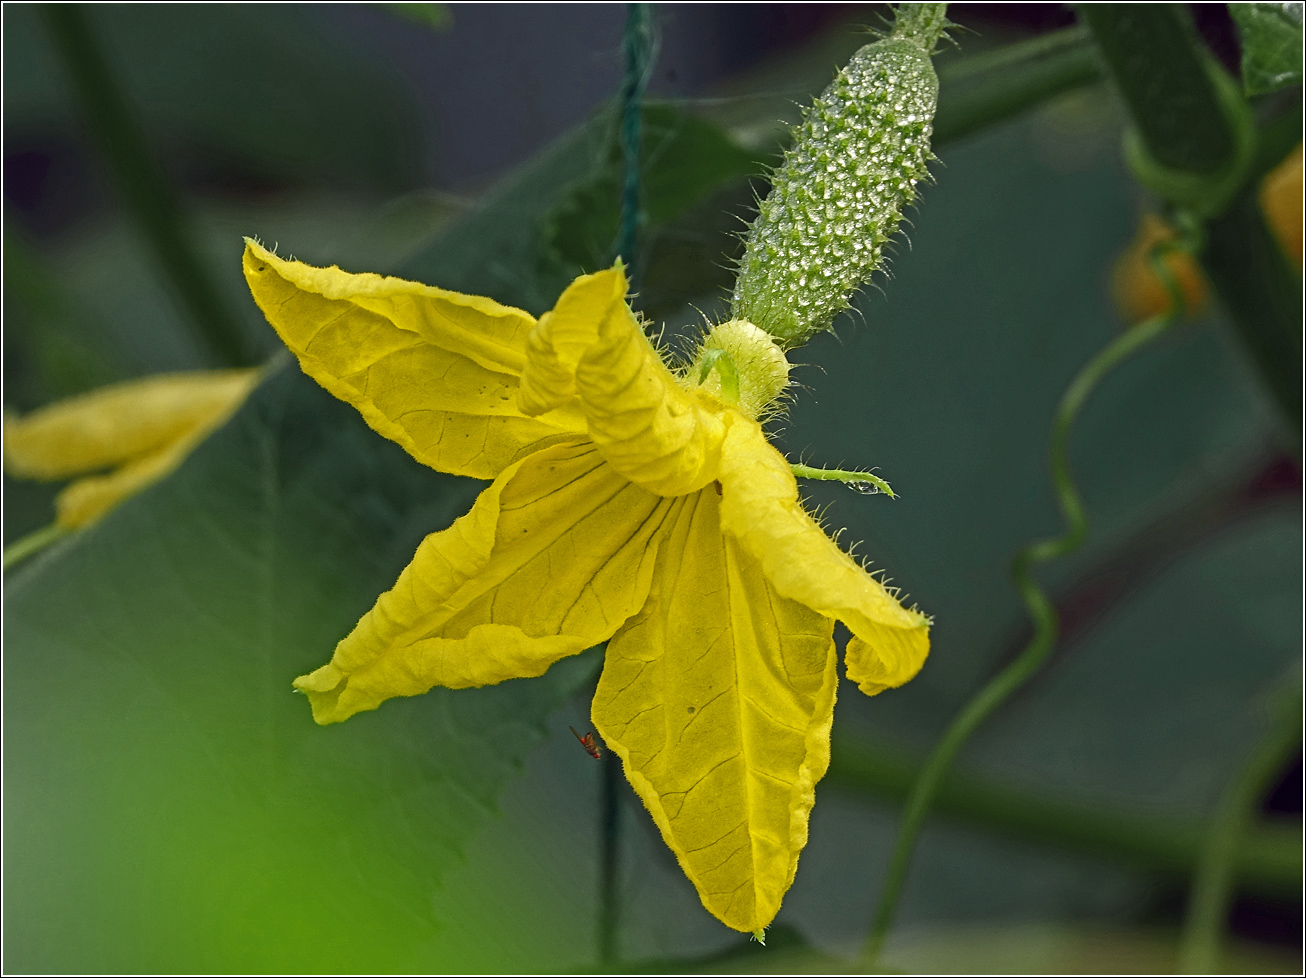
[862,218,1204,966]
[599,10,656,965]
[616,3,653,269]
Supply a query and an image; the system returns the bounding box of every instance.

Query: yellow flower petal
[1260,143,1303,266]
[295,440,674,723]
[518,265,727,497]
[716,417,930,696]
[3,369,259,480]
[1109,213,1207,324]
[243,240,586,480]
[593,487,837,933]
[54,424,205,530]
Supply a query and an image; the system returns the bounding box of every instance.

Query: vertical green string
[862,219,1203,966]
[598,7,654,967]
[615,3,653,269]
[597,743,621,965]
[1180,675,1302,973]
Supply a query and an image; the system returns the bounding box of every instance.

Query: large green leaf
[401,103,761,314]
[540,104,761,274]
[1230,2,1304,96]
[2,361,597,972]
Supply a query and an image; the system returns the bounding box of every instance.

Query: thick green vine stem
[1079,5,1237,174]
[1080,5,1254,217]
[862,226,1201,966]
[731,3,946,348]
[1121,65,1255,219]
[1180,674,1302,974]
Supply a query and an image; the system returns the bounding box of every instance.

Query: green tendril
[3,523,70,571]
[1180,673,1302,973]
[863,220,1202,966]
[790,463,895,499]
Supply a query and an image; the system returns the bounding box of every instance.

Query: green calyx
[688,319,791,419]
[1122,59,1256,218]
[731,3,944,349]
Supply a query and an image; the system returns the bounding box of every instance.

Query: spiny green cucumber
[732,3,948,348]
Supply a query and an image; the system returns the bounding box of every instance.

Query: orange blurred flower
[1111,144,1303,324]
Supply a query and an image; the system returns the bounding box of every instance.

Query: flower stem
[3,523,69,571]
[862,228,1199,965]
[1180,674,1302,973]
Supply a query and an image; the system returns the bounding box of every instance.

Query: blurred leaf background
[3,3,1301,973]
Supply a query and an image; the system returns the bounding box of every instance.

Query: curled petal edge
[716,417,930,696]
[518,265,728,498]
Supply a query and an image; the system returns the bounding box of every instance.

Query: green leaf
[542,104,761,272]
[2,361,598,972]
[401,103,761,313]
[1230,2,1304,95]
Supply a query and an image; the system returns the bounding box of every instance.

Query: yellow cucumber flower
[4,369,261,531]
[242,238,930,934]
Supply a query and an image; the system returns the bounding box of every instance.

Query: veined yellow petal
[518,266,727,497]
[593,488,837,933]
[3,369,259,480]
[295,440,673,723]
[717,418,929,696]
[243,240,585,480]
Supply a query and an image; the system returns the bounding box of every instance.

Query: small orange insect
[569,725,602,759]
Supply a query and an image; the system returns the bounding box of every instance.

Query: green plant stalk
[1180,678,1303,973]
[828,738,1301,896]
[1080,5,1300,445]
[1200,188,1303,439]
[3,523,69,571]
[789,464,894,498]
[862,236,1195,965]
[1078,5,1236,174]
[933,25,1102,146]
[40,4,254,368]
